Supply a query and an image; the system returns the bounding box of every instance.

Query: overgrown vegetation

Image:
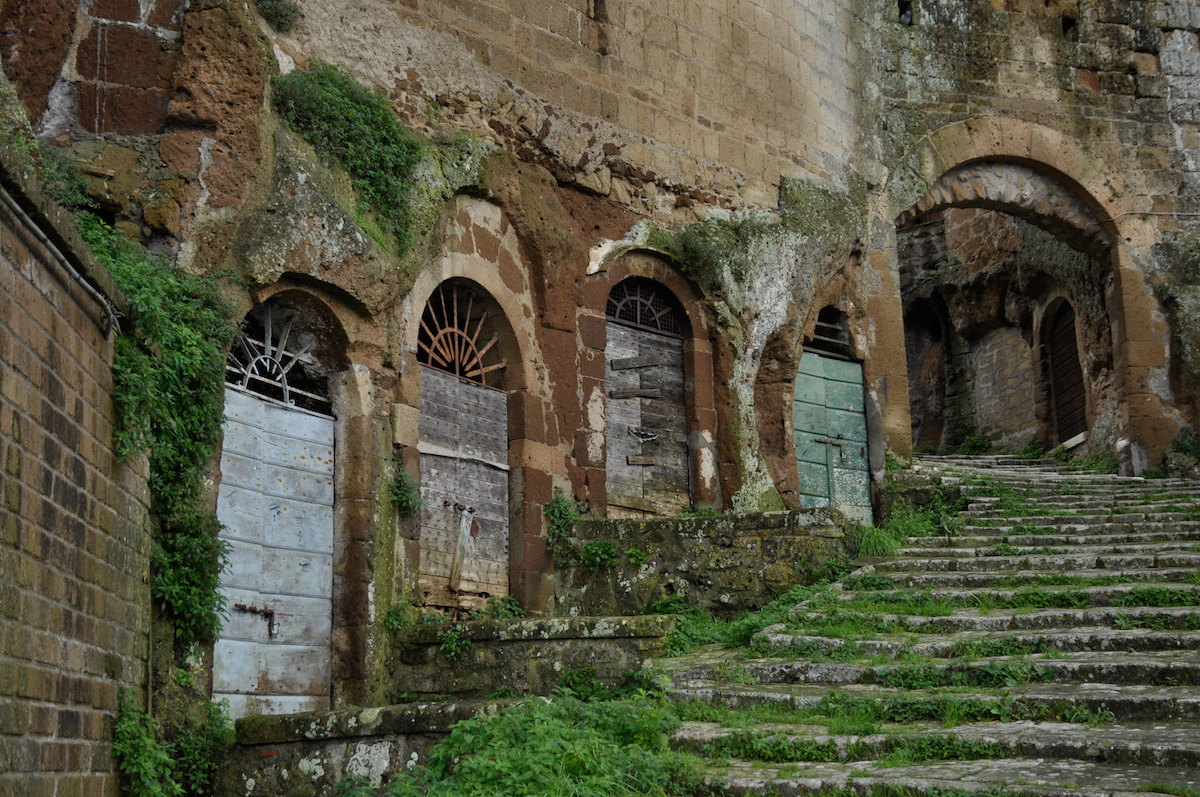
[337,693,705,796]
[254,0,300,31]
[469,595,526,620]
[273,62,423,253]
[113,689,234,797]
[390,459,423,517]
[543,486,584,568]
[579,540,619,570]
[79,215,238,645]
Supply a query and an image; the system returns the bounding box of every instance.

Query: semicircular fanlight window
[605,279,685,337]
[417,282,508,388]
[227,305,333,415]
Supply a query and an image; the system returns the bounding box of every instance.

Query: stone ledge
[235,699,519,746]
[396,613,675,645]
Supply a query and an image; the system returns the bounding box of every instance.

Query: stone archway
[214,295,349,719]
[895,161,1114,258]
[603,277,692,518]
[414,278,518,613]
[893,154,1120,455]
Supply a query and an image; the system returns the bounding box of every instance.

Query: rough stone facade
[971,326,1037,450]
[2,0,1200,778]
[0,144,149,794]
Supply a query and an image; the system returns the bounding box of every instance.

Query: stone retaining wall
[216,700,514,796]
[375,615,674,702]
[552,509,850,618]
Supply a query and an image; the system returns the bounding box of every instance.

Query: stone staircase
[662,456,1200,797]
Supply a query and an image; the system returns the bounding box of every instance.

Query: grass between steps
[677,691,1116,731]
[701,729,1009,766]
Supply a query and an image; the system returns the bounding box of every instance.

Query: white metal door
[213,387,334,718]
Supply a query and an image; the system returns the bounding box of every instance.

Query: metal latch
[234,602,277,638]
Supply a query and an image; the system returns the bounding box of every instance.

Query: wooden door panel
[417,367,509,609]
[604,324,689,516]
[214,387,334,719]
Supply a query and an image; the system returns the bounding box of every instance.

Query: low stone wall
[379,615,674,702]
[216,700,515,796]
[551,509,850,618]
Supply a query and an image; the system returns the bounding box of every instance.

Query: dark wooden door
[1049,302,1087,443]
[604,324,690,518]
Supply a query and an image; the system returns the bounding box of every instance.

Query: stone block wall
[0,152,149,794]
[552,509,850,618]
[971,326,1037,449]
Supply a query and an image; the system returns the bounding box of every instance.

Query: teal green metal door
[793,352,872,525]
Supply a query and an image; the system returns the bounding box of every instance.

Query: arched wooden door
[604,279,690,518]
[214,306,335,719]
[416,281,509,612]
[1048,301,1087,444]
[793,308,872,525]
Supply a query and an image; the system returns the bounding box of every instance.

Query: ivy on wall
[77,215,239,645]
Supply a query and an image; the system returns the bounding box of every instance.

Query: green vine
[579,540,618,570]
[543,487,583,568]
[78,215,238,645]
[273,61,423,253]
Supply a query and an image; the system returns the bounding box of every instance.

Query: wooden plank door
[417,366,509,611]
[604,323,690,517]
[1049,303,1087,443]
[793,352,872,525]
[213,387,334,719]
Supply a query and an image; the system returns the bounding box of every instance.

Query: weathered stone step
[671,679,1200,721]
[675,719,1200,768]
[955,522,1200,537]
[961,511,1199,525]
[895,541,1200,557]
[708,758,1200,797]
[873,551,1200,573]
[836,582,1200,607]
[784,606,1200,634]
[881,567,1197,589]
[906,530,1200,548]
[754,625,1200,658]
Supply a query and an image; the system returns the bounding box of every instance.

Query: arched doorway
[416,280,512,612]
[604,278,691,518]
[214,300,341,718]
[1047,300,1088,445]
[793,306,872,525]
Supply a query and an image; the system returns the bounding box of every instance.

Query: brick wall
[971,326,1037,449]
[0,163,150,795]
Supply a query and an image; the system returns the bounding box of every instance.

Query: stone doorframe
[579,250,720,515]
[231,282,381,709]
[883,118,1181,471]
[393,196,556,612]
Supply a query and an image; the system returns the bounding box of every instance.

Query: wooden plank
[611,355,670,370]
[610,388,662,399]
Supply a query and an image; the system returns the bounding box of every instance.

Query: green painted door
[793,352,872,525]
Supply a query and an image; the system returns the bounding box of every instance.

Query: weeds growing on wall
[273,62,423,253]
[390,458,423,517]
[114,689,234,797]
[543,486,584,568]
[78,215,238,645]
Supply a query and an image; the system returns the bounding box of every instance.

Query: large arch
[881,118,1178,470]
